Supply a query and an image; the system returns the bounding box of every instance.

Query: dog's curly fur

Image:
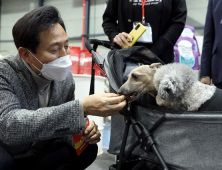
[153,63,216,111]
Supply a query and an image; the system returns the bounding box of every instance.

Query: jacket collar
[7,53,70,108]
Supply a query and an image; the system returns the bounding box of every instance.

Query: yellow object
[74,138,83,149]
[124,22,147,48]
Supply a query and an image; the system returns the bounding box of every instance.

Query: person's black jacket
[102,0,187,64]
[200,0,222,85]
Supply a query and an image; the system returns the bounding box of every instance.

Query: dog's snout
[118,85,130,95]
[117,89,123,95]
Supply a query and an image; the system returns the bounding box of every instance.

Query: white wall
[0,0,39,55]
[186,0,208,36]
[0,0,209,57]
[0,0,109,57]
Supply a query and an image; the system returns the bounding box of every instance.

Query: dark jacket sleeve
[150,0,187,58]
[102,0,119,42]
[200,0,214,78]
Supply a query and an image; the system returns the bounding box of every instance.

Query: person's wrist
[81,98,88,117]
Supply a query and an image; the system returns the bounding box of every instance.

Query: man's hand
[113,32,132,48]
[200,76,211,85]
[81,93,126,117]
[82,121,101,144]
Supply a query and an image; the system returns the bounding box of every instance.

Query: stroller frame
[85,39,169,170]
[116,104,169,170]
[86,39,222,170]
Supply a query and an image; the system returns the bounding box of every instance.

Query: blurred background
[0,0,210,169]
[0,0,208,57]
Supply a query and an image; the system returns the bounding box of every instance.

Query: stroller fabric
[105,46,222,170]
[109,103,222,170]
[104,46,164,93]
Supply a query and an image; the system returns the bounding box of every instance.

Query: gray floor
[86,149,116,170]
[86,121,116,170]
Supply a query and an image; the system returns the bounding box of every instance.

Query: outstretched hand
[81,93,126,117]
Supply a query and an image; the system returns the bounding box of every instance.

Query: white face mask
[28,50,72,81]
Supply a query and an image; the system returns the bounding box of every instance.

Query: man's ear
[18,47,32,64]
[150,63,162,70]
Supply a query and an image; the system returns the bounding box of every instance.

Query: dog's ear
[150,63,162,71]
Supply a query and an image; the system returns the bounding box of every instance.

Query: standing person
[0,6,126,170]
[103,1,186,169]
[102,0,187,64]
[200,0,222,89]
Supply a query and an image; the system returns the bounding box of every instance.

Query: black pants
[0,139,98,170]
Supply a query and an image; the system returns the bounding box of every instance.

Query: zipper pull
[127,101,131,111]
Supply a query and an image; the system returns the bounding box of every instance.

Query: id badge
[133,21,153,44]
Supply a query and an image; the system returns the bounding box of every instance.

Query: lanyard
[141,0,146,24]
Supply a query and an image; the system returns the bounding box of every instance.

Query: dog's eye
[132,73,139,80]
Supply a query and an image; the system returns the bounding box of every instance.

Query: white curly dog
[153,63,217,111]
[119,62,218,111]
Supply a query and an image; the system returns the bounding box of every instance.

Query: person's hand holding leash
[82,93,126,117]
[113,32,132,48]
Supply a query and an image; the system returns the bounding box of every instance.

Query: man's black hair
[12,6,66,53]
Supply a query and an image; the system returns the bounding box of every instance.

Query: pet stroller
[85,39,222,170]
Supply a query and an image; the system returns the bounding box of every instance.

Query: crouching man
[0,6,126,170]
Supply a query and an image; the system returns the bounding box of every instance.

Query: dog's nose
[164,87,171,93]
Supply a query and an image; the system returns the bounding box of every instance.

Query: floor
[86,121,116,170]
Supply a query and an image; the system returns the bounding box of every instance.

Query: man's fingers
[86,125,98,138]
[86,130,101,143]
[111,100,127,111]
[106,95,126,105]
[89,138,101,144]
[103,100,127,117]
[104,93,119,97]
[84,120,95,135]
[83,93,126,117]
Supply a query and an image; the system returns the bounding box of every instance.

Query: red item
[72,117,89,156]
[93,63,106,77]
[83,49,92,75]
[79,49,88,74]
[69,47,81,74]
[141,0,146,23]
[79,50,100,75]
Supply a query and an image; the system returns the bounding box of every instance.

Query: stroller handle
[85,39,120,53]
[85,39,115,76]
